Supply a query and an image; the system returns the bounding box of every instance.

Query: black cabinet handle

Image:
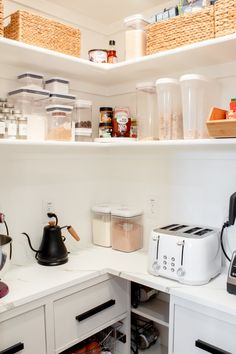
[76,299,116,322]
[195,340,232,354]
[0,342,24,354]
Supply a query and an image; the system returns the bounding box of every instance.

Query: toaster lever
[156,235,160,260]
[177,240,185,266]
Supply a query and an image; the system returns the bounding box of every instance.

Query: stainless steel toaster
[148,223,222,285]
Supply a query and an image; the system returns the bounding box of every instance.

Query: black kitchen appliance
[22,212,80,266]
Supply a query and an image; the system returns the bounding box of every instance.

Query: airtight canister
[91,204,112,247]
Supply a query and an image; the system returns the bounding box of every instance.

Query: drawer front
[0,307,46,354]
[54,277,127,351]
[173,305,235,354]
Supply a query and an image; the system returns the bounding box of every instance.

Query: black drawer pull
[195,340,232,354]
[76,299,116,322]
[0,342,24,354]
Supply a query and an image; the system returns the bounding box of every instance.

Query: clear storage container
[17,72,44,89]
[156,78,183,140]
[45,77,69,95]
[111,207,143,252]
[136,82,158,140]
[73,99,92,142]
[180,74,212,139]
[91,204,112,247]
[124,14,149,60]
[46,105,73,141]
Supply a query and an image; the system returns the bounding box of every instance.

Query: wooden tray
[206,107,236,138]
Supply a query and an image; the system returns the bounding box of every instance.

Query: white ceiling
[46,0,163,24]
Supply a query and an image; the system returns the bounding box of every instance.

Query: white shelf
[138,342,168,354]
[1,34,236,86]
[131,298,169,328]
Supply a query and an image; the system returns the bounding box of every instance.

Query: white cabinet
[54,277,128,353]
[170,296,236,354]
[0,307,46,354]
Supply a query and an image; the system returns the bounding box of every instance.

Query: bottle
[107,40,117,64]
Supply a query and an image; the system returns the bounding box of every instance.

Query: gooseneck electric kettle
[22,213,80,266]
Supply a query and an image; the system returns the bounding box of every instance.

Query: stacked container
[91,204,112,247]
[111,207,143,252]
[180,74,212,139]
[73,99,93,142]
[156,78,183,140]
[45,105,73,141]
[136,82,157,140]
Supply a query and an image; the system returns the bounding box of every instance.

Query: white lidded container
[91,204,112,247]
[46,105,73,141]
[124,14,149,60]
[156,78,183,140]
[180,74,212,139]
[111,207,143,252]
[45,77,70,95]
[136,81,158,140]
[73,99,93,142]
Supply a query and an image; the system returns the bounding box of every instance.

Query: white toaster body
[148,224,222,285]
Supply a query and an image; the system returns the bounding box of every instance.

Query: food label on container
[0,121,5,135]
[112,107,131,137]
[99,125,112,138]
[100,111,112,124]
[89,50,107,63]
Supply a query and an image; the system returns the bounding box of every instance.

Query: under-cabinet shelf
[1,33,236,88]
[144,342,168,354]
[131,297,169,328]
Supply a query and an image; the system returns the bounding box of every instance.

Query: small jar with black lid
[99,107,113,138]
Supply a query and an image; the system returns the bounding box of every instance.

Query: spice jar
[0,113,6,139]
[91,204,113,247]
[46,105,73,141]
[156,78,183,140]
[6,113,17,140]
[73,99,92,142]
[99,107,113,138]
[112,107,131,137]
[124,14,149,60]
[111,207,143,252]
[136,82,158,140]
[17,114,28,140]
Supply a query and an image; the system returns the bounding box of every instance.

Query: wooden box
[206,107,236,138]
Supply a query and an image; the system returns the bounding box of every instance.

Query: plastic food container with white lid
[91,203,113,247]
[180,74,212,139]
[45,104,73,141]
[45,77,70,95]
[111,207,143,252]
[73,99,93,142]
[47,93,76,105]
[124,14,149,60]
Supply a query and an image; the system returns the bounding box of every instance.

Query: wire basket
[4,10,81,57]
[215,0,236,37]
[0,0,3,36]
[146,5,215,55]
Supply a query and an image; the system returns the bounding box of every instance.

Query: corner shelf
[131,297,169,328]
[145,342,168,354]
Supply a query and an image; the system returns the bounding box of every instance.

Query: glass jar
[6,114,17,140]
[99,107,113,138]
[180,74,212,139]
[136,82,158,140]
[156,78,183,140]
[0,113,6,139]
[124,14,149,60]
[46,105,73,141]
[73,99,92,142]
[17,114,28,140]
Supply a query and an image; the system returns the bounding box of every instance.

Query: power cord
[220,221,231,262]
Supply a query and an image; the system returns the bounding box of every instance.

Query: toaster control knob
[177,268,185,277]
[152,262,160,272]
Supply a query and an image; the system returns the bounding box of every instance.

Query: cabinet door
[54,277,127,352]
[173,304,235,354]
[0,307,46,354]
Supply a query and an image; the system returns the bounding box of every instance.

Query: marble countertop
[1,246,236,316]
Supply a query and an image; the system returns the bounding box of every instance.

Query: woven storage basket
[215,0,236,37]
[0,0,3,36]
[4,10,81,57]
[146,6,215,55]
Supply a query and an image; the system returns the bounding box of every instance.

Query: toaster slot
[160,224,178,230]
[169,225,188,231]
[184,227,201,234]
[194,228,212,236]
[156,235,160,260]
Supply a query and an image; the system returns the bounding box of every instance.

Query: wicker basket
[4,10,81,57]
[0,0,3,36]
[215,0,236,37]
[146,6,215,55]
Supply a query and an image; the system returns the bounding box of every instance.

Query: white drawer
[0,307,46,354]
[173,304,235,354]
[54,277,127,351]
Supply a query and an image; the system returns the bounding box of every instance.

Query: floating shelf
[1,34,236,86]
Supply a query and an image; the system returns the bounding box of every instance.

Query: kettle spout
[22,232,39,253]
